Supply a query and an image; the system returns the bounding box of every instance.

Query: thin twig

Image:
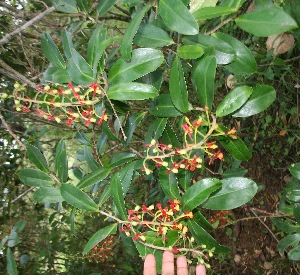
[206,16,235,35]
[0,6,55,45]
[0,112,26,150]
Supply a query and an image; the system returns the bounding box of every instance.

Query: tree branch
[0,6,55,45]
[0,59,37,88]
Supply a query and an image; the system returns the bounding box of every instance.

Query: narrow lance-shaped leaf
[121,4,151,60]
[55,140,68,183]
[108,48,164,84]
[7,248,18,275]
[107,83,158,101]
[203,177,258,210]
[26,144,49,172]
[19,168,54,187]
[235,8,298,37]
[159,168,181,200]
[290,163,300,180]
[83,223,118,255]
[158,0,199,35]
[111,172,127,220]
[61,184,98,211]
[278,233,300,257]
[33,187,64,204]
[97,0,118,17]
[41,33,65,68]
[109,152,136,168]
[53,0,78,13]
[77,167,112,189]
[192,56,216,111]
[124,112,146,144]
[144,118,168,145]
[62,30,74,60]
[42,66,71,84]
[150,94,182,117]
[169,56,189,113]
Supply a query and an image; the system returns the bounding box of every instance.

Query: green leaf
[98,184,111,207]
[111,173,127,220]
[177,45,204,60]
[97,0,118,17]
[75,0,89,12]
[33,187,64,204]
[190,0,218,13]
[193,6,236,20]
[161,124,181,148]
[109,152,136,168]
[150,94,182,117]
[213,32,257,75]
[121,5,150,60]
[53,0,78,13]
[159,168,181,200]
[124,112,146,144]
[158,0,199,35]
[7,248,18,275]
[107,82,158,101]
[203,177,258,210]
[183,34,235,64]
[42,66,71,84]
[26,144,49,172]
[182,178,222,211]
[19,168,54,187]
[55,140,68,183]
[187,219,230,253]
[118,161,136,195]
[217,126,252,160]
[145,118,168,145]
[177,169,193,191]
[83,223,118,255]
[67,49,94,85]
[134,24,174,48]
[216,86,253,117]
[289,246,300,261]
[278,233,300,256]
[235,8,298,37]
[41,33,65,68]
[75,132,91,146]
[108,48,164,84]
[233,85,276,117]
[169,57,189,113]
[271,217,300,234]
[61,184,98,211]
[77,167,112,189]
[290,163,300,180]
[192,56,216,110]
[62,30,74,60]
[83,146,100,171]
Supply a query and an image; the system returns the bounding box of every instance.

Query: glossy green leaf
[101,122,119,142]
[19,168,54,187]
[203,177,258,210]
[62,30,74,60]
[294,204,300,224]
[75,0,89,12]
[233,85,276,117]
[41,33,65,68]
[53,0,78,13]
[107,82,158,101]
[289,246,300,261]
[121,5,150,60]
[83,146,100,171]
[193,211,213,231]
[190,0,218,13]
[213,32,257,75]
[144,118,168,145]
[161,124,181,148]
[286,190,300,203]
[278,233,300,256]
[83,223,117,255]
[169,57,189,113]
[124,112,146,144]
[159,167,181,200]
[119,161,136,194]
[55,140,68,183]
[177,45,204,60]
[98,184,111,207]
[108,48,164,84]
[67,49,94,84]
[134,24,174,48]
[42,66,71,84]
[183,34,235,64]
[182,178,222,211]
[216,86,253,117]
[271,217,300,234]
[33,187,64,203]
[290,163,300,180]
[61,184,98,211]
[77,167,112,189]
[217,131,252,161]
[75,132,91,146]
[235,8,298,37]
[109,152,136,167]
[150,94,182,117]
[192,56,216,110]
[7,248,18,275]
[177,169,193,191]
[97,0,118,17]
[96,132,108,154]
[26,144,49,172]
[111,172,127,220]
[187,218,230,253]
[193,6,236,20]
[158,0,199,35]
